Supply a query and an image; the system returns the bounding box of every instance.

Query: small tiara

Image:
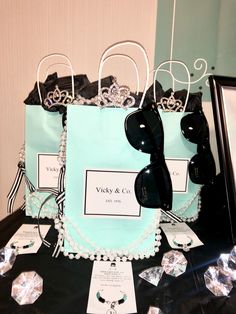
[44,85,73,109]
[156,92,183,112]
[99,80,135,109]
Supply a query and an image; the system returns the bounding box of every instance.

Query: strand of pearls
[161,187,202,223]
[54,209,162,261]
[58,122,67,167]
[19,144,25,163]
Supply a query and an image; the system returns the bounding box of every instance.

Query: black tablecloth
[0,207,235,314]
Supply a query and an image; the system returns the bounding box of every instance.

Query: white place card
[84,170,141,218]
[160,222,204,249]
[37,153,60,189]
[6,224,51,254]
[87,261,137,314]
[166,158,189,193]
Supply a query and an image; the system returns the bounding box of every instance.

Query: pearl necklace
[160,187,201,223]
[19,144,25,163]
[57,210,162,261]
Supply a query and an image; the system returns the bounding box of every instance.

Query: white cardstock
[6,224,51,254]
[84,170,141,217]
[160,222,204,249]
[166,158,189,193]
[37,153,60,189]
[87,261,137,314]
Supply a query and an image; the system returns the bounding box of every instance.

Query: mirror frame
[209,75,236,243]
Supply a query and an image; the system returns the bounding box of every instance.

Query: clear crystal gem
[147,306,164,314]
[0,247,16,275]
[230,245,236,258]
[11,271,43,305]
[217,253,236,281]
[139,266,164,286]
[204,266,233,296]
[161,250,187,277]
[228,246,236,272]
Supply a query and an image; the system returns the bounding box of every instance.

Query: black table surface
[0,207,235,314]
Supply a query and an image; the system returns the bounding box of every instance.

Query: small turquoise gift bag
[24,54,75,218]
[25,106,63,218]
[153,60,204,222]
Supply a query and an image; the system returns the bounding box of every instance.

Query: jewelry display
[96,290,127,314]
[172,235,193,252]
[10,240,35,250]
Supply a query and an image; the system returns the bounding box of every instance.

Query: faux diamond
[204,266,233,296]
[161,250,187,277]
[228,246,236,271]
[139,266,164,286]
[230,245,236,258]
[0,247,16,275]
[147,306,164,314]
[217,253,236,281]
[11,271,43,305]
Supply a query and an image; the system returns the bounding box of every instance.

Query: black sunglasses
[124,106,172,210]
[180,111,216,184]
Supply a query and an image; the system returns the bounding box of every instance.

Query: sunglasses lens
[134,160,172,210]
[125,109,163,154]
[189,151,216,184]
[181,113,208,144]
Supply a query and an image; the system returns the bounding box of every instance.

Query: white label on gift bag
[84,169,141,217]
[87,261,137,314]
[37,153,60,189]
[166,158,189,193]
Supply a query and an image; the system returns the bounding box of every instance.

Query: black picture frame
[209,75,236,243]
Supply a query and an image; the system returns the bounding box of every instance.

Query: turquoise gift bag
[24,54,75,218]
[153,60,204,222]
[63,105,162,260]
[51,41,163,261]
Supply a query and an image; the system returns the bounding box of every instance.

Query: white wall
[0,0,158,220]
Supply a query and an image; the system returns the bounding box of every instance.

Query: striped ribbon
[7,161,35,214]
[38,165,65,217]
[160,209,183,223]
[37,165,66,252]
